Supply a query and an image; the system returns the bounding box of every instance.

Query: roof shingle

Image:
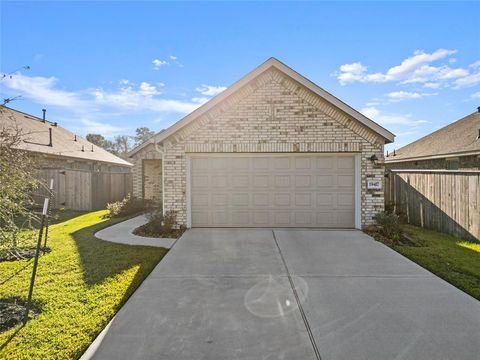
[0,106,132,167]
[386,111,480,162]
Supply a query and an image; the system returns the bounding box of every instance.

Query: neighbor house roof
[385,111,480,163]
[129,57,395,156]
[0,106,132,166]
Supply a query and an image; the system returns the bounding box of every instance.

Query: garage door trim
[186,153,361,229]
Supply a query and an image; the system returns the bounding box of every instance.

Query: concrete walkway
[94,215,176,248]
[85,229,480,360]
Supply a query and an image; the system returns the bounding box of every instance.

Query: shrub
[133,209,185,239]
[374,212,402,243]
[106,194,152,218]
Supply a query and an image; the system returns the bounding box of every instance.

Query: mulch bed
[0,298,41,332]
[133,224,185,239]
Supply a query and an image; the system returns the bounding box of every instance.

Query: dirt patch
[0,297,42,332]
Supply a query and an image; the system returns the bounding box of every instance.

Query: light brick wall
[131,68,386,227]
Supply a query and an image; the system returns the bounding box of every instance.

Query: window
[446,158,459,170]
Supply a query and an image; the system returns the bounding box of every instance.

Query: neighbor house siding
[147,68,386,227]
[386,155,480,171]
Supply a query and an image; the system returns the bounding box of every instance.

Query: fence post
[43,178,54,251]
[24,198,49,324]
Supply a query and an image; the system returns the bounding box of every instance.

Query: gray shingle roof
[1,106,132,166]
[386,111,480,162]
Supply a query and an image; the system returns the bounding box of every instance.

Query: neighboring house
[129,58,395,229]
[385,109,480,170]
[1,106,133,210]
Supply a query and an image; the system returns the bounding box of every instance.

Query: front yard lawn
[394,225,480,301]
[0,210,167,359]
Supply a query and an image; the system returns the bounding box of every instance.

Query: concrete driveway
[87,229,480,360]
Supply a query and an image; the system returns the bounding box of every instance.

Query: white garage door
[189,154,356,228]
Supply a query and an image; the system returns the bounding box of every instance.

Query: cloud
[191,97,210,104]
[386,91,437,101]
[169,55,177,60]
[196,84,227,96]
[152,59,168,70]
[77,118,125,136]
[92,82,201,113]
[454,69,480,88]
[335,49,471,86]
[1,73,85,107]
[471,91,480,99]
[361,106,428,126]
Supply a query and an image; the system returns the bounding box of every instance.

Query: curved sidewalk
[95,215,177,248]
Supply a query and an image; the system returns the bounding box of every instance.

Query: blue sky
[1,1,479,152]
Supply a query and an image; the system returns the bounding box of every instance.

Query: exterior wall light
[369,154,379,165]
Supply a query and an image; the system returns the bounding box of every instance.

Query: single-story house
[1,105,133,210]
[129,58,395,229]
[385,109,480,170]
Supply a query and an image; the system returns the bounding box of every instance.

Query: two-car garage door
[189,154,357,228]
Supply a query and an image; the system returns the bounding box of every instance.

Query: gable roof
[385,111,480,163]
[1,106,132,166]
[129,57,395,156]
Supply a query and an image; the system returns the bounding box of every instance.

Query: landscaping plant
[0,114,41,259]
[105,194,151,218]
[133,209,185,239]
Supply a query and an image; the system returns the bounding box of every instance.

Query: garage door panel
[212,193,228,207]
[231,193,249,206]
[253,193,269,206]
[190,155,356,228]
[253,175,269,187]
[274,175,291,187]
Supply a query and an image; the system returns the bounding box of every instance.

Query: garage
[188,154,358,228]
[129,58,395,229]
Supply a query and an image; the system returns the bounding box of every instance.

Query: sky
[1,1,479,152]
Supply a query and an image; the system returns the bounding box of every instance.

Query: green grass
[394,225,480,300]
[0,210,167,359]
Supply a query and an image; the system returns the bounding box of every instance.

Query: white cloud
[386,91,437,101]
[196,84,227,96]
[1,73,85,107]
[169,55,177,61]
[361,106,428,126]
[139,81,160,96]
[93,82,201,113]
[77,118,125,136]
[335,49,470,86]
[191,97,210,104]
[152,59,168,70]
[423,82,441,89]
[471,91,480,99]
[454,69,480,88]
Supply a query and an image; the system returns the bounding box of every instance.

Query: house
[129,58,395,229]
[1,106,133,210]
[385,109,480,170]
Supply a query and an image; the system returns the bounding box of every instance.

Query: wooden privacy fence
[385,170,480,241]
[33,169,133,211]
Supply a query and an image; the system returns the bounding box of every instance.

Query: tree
[112,135,133,159]
[0,109,40,255]
[134,127,154,146]
[86,134,114,152]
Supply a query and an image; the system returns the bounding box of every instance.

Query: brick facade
[385,155,480,171]
[131,68,387,228]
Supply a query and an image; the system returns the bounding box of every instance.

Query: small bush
[365,211,404,246]
[133,209,185,239]
[106,194,152,218]
[375,212,402,242]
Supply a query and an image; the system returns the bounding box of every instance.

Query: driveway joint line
[272,230,322,360]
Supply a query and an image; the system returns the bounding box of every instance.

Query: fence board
[34,169,132,211]
[386,170,480,241]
